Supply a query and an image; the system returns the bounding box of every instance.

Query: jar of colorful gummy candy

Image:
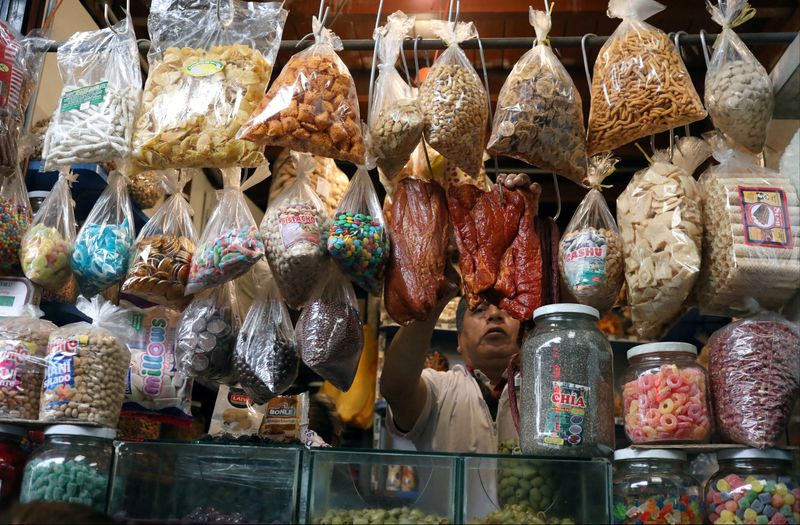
[613,448,702,524]
[621,342,712,444]
[705,449,799,525]
[20,425,114,512]
[0,424,27,506]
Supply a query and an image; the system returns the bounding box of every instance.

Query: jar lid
[614,448,687,462]
[0,423,26,438]
[28,191,50,198]
[717,448,792,462]
[44,425,116,440]
[533,303,599,320]
[627,342,697,360]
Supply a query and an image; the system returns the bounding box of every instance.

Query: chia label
[0,339,36,391]
[542,381,589,447]
[561,230,608,288]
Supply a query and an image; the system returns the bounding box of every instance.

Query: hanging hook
[551,173,561,221]
[104,0,130,34]
[413,35,422,86]
[673,31,691,137]
[650,134,657,157]
[699,29,712,67]
[367,32,382,125]
[399,39,412,86]
[477,34,502,205]
[580,33,596,89]
[296,4,330,48]
[454,0,461,25]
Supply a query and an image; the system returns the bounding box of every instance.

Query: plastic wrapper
[40,296,132,427]
[186,168,266,295]
[233,280,298,404]
[419,20,488,177]
[258,393,308,443]
[131,0,287,171]
[705,0,773,154]
[586,0,706,155]
[487,7,587,185]
[42,17,141,169]
[71,171,135,297]
[269,148,349,216]
[127,170,164,209]
[208,384,264,438]
[781,129,800,198]
[21,170,76,291]
[238,16,365,164]
[559,154,624,313]
[327,168,390,295]
[261,153,328,309]
[296,265,363,392]
[122,170,197,306]
[708,313,800,448]
[0,167,31,274]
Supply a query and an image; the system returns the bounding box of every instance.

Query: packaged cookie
[208,384,265,438]
[0,167,31,275]
[269,149,349,216]
[258,393,309,443]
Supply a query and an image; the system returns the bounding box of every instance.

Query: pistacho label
[60,82,108,112]
[43,335,89,408]
[738,186,793,249]
[562,230,608,288]
[542,381,589,447]
[280,214,320,249]
[0,339,35,392]
[185,59,224,77]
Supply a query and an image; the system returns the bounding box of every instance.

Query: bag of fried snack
[586,0,706,155]
[487,6,587,185]
[131,0,287,172]
[238,16,365,165]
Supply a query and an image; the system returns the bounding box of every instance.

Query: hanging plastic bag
[21,170,76,291]
[269,149,350,217]
[41,17,141,170]
[586,0,706,155]
[367,11,423,179]
[558,154,624,313]
[327,168,390,295]
[234,280,298,404]
[131,0,287,171]
[261,153,329,309]
[71,171,135,297]
[419,20,488,177]
[487,6,587,185]
[297,265,363,392]
[705,1,773,154]
[780,129,800,198]
[122,170,197,306]
[185,168,266,295]
[238,16,365,165]
[127,170,165,209]
[0,167,31,275]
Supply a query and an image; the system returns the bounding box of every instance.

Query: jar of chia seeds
[519,304,614,458]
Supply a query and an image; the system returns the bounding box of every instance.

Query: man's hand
[496,172,543,216]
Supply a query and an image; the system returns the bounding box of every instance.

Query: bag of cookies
[586,0,706,155]
[238,16,365,165]
[21,170,76,292]
[487,6,587,185]
[420,20,488,177]
[705,0,773,154]
[131,0,287,171]
[559,154,624,313]
[0,167,31,275]
[209,384,265,438]
[122,170,197,306]
[258,393,309,443]
[269,149,349,217]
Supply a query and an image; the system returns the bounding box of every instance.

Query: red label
[738,186,793,249]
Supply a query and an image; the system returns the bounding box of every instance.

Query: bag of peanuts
[558,154,624,313]
[367,11,423,180]
[586,0,706,155]
[21,170,76,292]
[122,170,198,306]
[127,170,165,209]
[40,295,132,427]
[487,6,587,185]
[131,0,287,172]
[238,16,365,165]
[0,167,31,275]
[420,20,489,177]
[705,0,773,154]
[41,17,142,170]
[269,148,349,216]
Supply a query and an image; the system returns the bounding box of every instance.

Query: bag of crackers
[586,0,706,155]
[131,0,287,171]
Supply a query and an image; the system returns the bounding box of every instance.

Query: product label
[0,35,19,107]
[738,186,793,249]
[0,55,13,107]
[185,59,225,77]
[279,214,320,249]
[561,230,608,288]
[0,339,35,391]
[542,381,589,447]
[43,335,88,408]
[227,388,253,409]
[60,82,108,112]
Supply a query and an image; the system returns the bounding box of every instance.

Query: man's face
[457,302,521,380]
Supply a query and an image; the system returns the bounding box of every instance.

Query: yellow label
[543,436,565,446]
[185,59,224,77]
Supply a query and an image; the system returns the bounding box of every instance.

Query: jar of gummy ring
[613,448,702,524]
[705,449,799,525]
[621,342,712,444]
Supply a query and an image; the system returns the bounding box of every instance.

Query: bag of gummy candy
[0,166,31,275]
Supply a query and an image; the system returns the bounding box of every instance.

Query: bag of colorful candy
[0,167,31,275]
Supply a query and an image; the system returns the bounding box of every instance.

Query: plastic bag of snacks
[234,280,298,404]
[297,265,364,391]
[0,168,31,275]
[238,16,365,164]
[21,170,76,291]
[127,170,165,209]
[559,154,624,313]
[71,171,135,297]
[269,149,349,216]
[487,6,587,185]
[586,0,706,155]
[40,296,132,427]
[131,0,287,171]
[367,11,423,179]
[0,306,56,421]
[705,0,773,154]
[617,138,710,337]
[708,313,800,448]
[41,17,141,170]
[261,153,329,309]
[122,170,197,306]
[327,168,390,295]
[186,168,266,295]
[208,384,264,438]
[176,280,241,384]
[419,20,488,177]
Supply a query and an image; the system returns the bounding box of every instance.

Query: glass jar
[621,342,712,444]
[705,449,799,525]
[613,448,702,524]
[20,425,115,512]
[520,304,614,457]
[0,424,27,506]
